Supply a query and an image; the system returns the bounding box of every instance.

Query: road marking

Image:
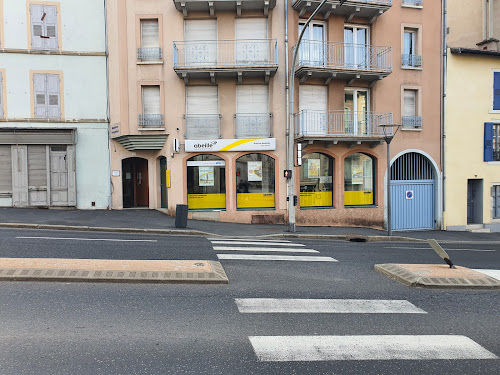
[208,238,291,243]
[213,246,319,253]
[473,269,500,281]
[385,246,496,252]
[235,299,427,314]
[211,241,304,247]
[15,236,157,243]
[216,254,338,262]
[249,335,498,362]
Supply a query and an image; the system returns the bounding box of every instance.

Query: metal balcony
[138,114,164,128]
[173,0,276,17]
[234,113,272,138]
[137,47,163,61]
[402,54,422,68]
[294,41,392,83]
[173,39,278,82]
[292,0,392,22]
[294,110,393,144]
[184,114,222,139]
[402,116,422,129]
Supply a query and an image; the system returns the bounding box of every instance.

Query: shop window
[187,154,226,210]
[344,153,374,206]
[236,153,275,209]
[300,153,333,208]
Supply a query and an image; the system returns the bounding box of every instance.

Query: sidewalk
[2,207,500,242]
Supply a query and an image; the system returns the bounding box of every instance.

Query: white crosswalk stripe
[249,335,499,362]
[473,269,500,281]
[208,237,291,243]
[213,246,319,253]
[235,298,427,314]
[216,254,338,262]
[211,241,305,246]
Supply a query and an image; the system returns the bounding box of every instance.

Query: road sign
[406,190,414,200]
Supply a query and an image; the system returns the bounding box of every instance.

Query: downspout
[104,0,113,209]
[441,0,447,229]
[285,0,289,192]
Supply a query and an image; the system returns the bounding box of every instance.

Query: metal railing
[294,110,393,137]
[402,54,422,67]
[137,47,163,60]
[173,39,278,68]
[294,41,392,72]
[402,0,422,6]
[402,116,422,128]
[293,0,392,4]
[184,114,222,139]
[138,114,164,127]
[234,113,272,138]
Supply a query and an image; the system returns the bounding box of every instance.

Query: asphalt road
[0,228,499,374]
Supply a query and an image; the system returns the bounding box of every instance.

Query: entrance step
[466,224,491,233]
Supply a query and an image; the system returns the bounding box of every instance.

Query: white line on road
[385,246,496,252]
[216,254,338,262]
[473,269,500,281]
[15,236,157,243]
[208,238,291,242]
[235,299,427,314]
[249,335,498,362]
[211,241,304,246]
[213,246,319,253]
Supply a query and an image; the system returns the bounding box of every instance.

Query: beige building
[106,0,443,230]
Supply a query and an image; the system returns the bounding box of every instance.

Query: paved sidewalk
[1,207,500,242]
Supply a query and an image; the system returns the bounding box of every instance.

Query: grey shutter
[30,4,44,49]
[47,74,60,119]
[235,18,268,63]
[186,86,218,115]
[142,86,161,115]
[184,20,217,65]
[27,145,48,206]
[67,145,77,206]
[0,72,3,118]
[299,86,327,135]
[11,145,29,206]
[237,85,268,114]
[33,73,47,118]
[44,5,58,50]
[403,90,416,116]
[141,20,159,48]
[0,146,12,193]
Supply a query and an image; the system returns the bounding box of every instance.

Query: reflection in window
[344,153,374,206]
[236,153,275,209]
[300,153,333,208]
[187,154,226,209]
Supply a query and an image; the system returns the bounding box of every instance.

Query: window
[403,29,421,67]
[235,18,268,63]
[139,86,163,127]
[484,123,500,162]
[345,89,368,135]
[236,153,275,209]
[402,89,422,128]
[344,153,374,206]
[298,21,326,66]
[402,0,423,6]
[344,26,369,69]
[185,86,219,139]
[236,85,270,138]
[187,155,226,210]
[30,4,58,50]
[493,185,500,219]
[494,72,500,111]
[33,73,61,119]
[138,19,161,60]
[300,153,333,208]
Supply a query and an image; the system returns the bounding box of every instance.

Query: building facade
[0,0,110,209]
[444,0,500,232]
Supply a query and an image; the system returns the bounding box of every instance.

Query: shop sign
[185,138,276,152]
[187,160,225,167]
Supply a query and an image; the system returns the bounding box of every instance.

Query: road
[0,227,499,374]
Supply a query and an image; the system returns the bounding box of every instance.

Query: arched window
[187,154,226,210]
[344,153,374,206]
[236,153,275,209]
[299,152,333,208]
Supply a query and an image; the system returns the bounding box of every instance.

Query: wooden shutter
[11,145,29,206]
[0,146,12,193]
[30,4,44,49]
[494,72,500,110]
[47,74,60,119]
[0,72,3,118]
[186,86,218,115]
[33,73,47,118]
[141,20,159,48]
[237,85,268,113]
[403,90,416,116]
[142,86,161,115]
[484,122,494,162]
[44,5,58,50]
[299,85,327,111]
[67,145,76,206]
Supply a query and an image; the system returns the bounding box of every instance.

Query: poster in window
[308,159,320,178]
[352,163,363,184]
[248,161,262,182]
[199,166,214,186]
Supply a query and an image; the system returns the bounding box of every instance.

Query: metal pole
[386,136,392,236]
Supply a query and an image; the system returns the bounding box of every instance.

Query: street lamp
[379,124,401,236]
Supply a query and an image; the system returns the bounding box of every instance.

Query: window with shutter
[33,73,61,119]
[30,4,58,50]
[403,90,416,117]
[142,86,161,115]
[494,72,500,111]
[484,122,495,162]
[47,74,61,118]
[493,185,500,219]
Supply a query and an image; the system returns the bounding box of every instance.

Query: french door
[299,21,326,66]
[344,26,369,69]
[345,89,369,135]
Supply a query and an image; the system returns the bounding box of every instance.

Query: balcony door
[345,89,368,135]
[298,21,326,66]
[184,20,217,66]
[235,18,268,64]
[299,85,328,136]
[344,26,369,69]
[236,85,269,138]
[186,86,219,139]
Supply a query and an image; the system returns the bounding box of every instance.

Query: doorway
[159,156,167,208]
[122,157,149,208]
[467,179,483,224]
[345,89,368,135]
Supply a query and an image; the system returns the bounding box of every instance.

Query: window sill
[401,4,423,9]
[300,206,335,210]
[137,61,163,65]
[487,161,500,165]
[344,205,379,209]
[489,110,500,114]
[138,127,165,131]
[188,209,226,212]
[401,127,423,132]
[401,66,423,71]
[237,207,275,211]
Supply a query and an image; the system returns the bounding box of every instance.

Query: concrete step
[470,228,491,233]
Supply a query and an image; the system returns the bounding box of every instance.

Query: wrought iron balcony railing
[295,110,393,138]
[173,39,278,68]
[402,54,422,67]
[184,114,222,139]
[294,41,392,73]
[402,0,422,6]
[234,113,272,138]
[137,47,163,61]
[138,114,164,127]
[402,116,422,129]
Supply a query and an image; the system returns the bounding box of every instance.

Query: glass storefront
[344,153,374,206]
[299,152,333,208]
[236,153,275,209]
[187,154,226,209]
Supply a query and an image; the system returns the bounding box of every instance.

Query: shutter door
[403,90,416,116]
[299,86,327,135]
[186,86,218,115]
[235,18,268,63]
[11,145,28,206]
[44,5,58,50]
[30,4,44,49]
[27,145,48,206]
[237,85,268,113]
[0,72,3,118]
[33,73,47,118]
[141,20,159,48]
[47,74,60,119]
[0,146,12,193]
[185,20,217,41]
[185,20,217,65]
[142,86,161,115]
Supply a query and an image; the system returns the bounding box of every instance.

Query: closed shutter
[186,86,218,115]
[44,5,58,50]
[403,90,416,116]
[0,146,12,193]
[237,85,268,113]
[33,73,47,118]
[185,20,217,41]
[142,86,161,115]
[0,72,3,118]
[27,145,48,206]
[299,85,327,111]
[236,18,268,63]
[484,122,494,162]
[30,4,44,49]
[67,145,76,206]
[47,74,60,119]
[494,72,500,110]
[185,20,217,65]
[141,20,159,48]
[235,18,267,39]
[11,145,29,206]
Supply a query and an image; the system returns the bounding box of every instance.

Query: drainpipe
[285,0,289,199]
[441,0,447,229]
[104,0,113,210]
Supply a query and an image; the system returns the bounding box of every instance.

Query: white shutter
[30,4,44,49]
[403,90,416,116]
[67,145,76,206]
[142,86,161,115]
[27,145,48,206]
[237,85,268,114]
[186,86,218,115]
[141,20,159,48]
[235,18,267,39]
[185,20,217,41]
[46,74,60,119]
[299,85,327,111]
[33,73,47,118]
[0,72,3,118]
[44,5,58,50]
[11,145,29,207]
[0,146,12,192]
[185,20,217,65]
[235,18,268,63]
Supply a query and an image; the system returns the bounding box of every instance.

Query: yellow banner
[188,194,226,209]
[300,191,333,207]
[237,193,275,208]
[344,191,373,206]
